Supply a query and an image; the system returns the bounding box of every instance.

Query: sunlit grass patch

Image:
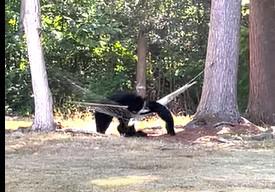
[135,115,192,130]
[54,113,93,128]
[5,115,93,131]
[5,114,192,134]
[56,118,93,129]
[174,115,193,126]
[90,175,158,187]
[5,120,32,130]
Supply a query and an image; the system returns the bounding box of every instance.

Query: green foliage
[5,0,33,115]
[238,26,249,112]
[87,41,136,97]
[5,0,250,116]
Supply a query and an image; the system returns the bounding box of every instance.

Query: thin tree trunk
[22,0,56,131]
[136,28,147,98]
[247,0,275,125]
[193,0,241,124]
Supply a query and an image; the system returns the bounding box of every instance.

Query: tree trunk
[22,0,56,131]
[193,0,241,124]
[136,28,147,98]
[247,0,275,125]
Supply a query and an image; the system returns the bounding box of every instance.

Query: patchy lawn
[5,117,275,192]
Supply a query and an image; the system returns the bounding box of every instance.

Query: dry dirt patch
[5,131,275,192]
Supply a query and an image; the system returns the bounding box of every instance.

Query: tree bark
[22,0,56,131]
[247,0,275,125]
[136,28,147,98]
[193,0,241,124]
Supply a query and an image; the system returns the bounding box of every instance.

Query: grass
[5,120,33,130]
[90,175,158,188]
[6,128,275,192]
[5,114,193,133]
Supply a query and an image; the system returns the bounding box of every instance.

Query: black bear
[94,92,175,136]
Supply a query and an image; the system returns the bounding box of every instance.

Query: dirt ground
[5,124,275,192]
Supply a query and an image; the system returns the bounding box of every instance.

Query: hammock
[71,71,202,123]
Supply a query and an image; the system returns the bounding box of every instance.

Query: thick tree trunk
[22,0,56,131]
[247,0,275,125]
[193,0,241,124]
[136,28,147,98]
